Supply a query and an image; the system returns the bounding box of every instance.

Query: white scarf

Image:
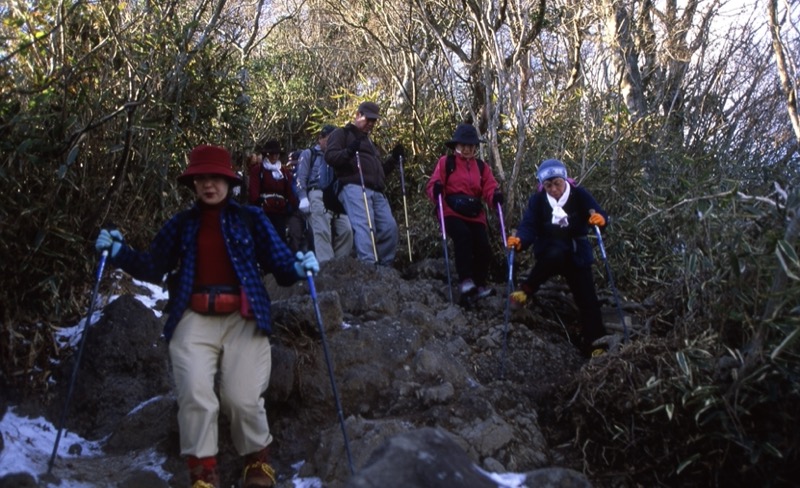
[263,160,284,180]
[547,183,571,227]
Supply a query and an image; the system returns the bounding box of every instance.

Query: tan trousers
[307,189,353,262]
[169,310,272,458]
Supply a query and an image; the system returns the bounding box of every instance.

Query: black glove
[493,190,504,207]
[390,143,406,161]
[433,181,444,198]
[348,138,361,154]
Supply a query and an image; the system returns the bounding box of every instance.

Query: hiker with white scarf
[505,159,610,357]
[248,139,299,245]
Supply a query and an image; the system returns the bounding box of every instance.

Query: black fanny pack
[445,194,483,218]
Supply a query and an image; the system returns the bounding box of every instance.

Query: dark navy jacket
[516,184,608,268]
[111,200,298,341]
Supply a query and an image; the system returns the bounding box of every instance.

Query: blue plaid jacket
[111,200,298,341]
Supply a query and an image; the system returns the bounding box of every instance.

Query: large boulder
[45,294,172,439]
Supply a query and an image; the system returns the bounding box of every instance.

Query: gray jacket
[295,144,324,200]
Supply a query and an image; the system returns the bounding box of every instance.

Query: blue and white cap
[537,159,568,183]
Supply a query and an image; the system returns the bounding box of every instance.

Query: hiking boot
[590,348,606,358]
[242,447,276,488]
[475,286,494,300]
[192,481,217,488]
[187,456,219,488]
[459,279,476,295]
[509,290,528,310]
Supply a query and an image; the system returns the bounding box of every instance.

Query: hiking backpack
[310,146,346,215]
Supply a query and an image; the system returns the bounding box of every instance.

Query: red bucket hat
[178,145,242,187]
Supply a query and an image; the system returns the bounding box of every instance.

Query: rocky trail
[1,256,638,487]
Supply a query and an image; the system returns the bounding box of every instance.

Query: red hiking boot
[187,456,219,488]
[242,446,276,488]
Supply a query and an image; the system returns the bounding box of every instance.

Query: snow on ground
[1,277,322,487]
[0,406,323,487]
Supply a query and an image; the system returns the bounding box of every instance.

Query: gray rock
[344,427,498,488]
[118,469,171,488]
[0,472,37,488]
[45,295,171,439]
[522,467,593,487]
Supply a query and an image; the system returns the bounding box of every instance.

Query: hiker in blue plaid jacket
[95,144,319,488]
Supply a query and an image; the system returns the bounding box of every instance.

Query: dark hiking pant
[445,216,491,287]
[521,247,606,352]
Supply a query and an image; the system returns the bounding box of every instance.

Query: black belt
[193,285,240,294]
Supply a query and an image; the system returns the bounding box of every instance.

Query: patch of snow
[0,407,103,482]
[477,466,528,487]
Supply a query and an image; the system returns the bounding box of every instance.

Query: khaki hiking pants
[169,310,272,458]
[308,189,353,262]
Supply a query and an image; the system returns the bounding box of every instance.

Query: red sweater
[193,203,239,289]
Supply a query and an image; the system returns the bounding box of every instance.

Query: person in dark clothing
[324,101,404,265]
[285,150,312,253]
[248,140,298,245]
[507,159,609,357]
[425,121,502,304]
[95,144,319,488]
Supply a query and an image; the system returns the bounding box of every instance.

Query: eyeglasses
[193,174,225,184]
[365,118,378,123]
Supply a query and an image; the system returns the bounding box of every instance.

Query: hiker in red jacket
[249,140,298,245]
[425,121,503,304]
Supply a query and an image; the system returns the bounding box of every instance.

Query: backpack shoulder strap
[444,154,455,186]
[309,146,320,162]
[446,154,456,175]
[444,154,484,185]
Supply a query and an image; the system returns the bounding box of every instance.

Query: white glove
[299,197,310,214]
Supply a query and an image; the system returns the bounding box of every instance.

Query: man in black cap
[324,101,404,265]
[296,125,354,262]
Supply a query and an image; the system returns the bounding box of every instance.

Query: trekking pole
[306,271,355,475]
[499,246,515,380]
[355,151,379,263]
[594,225,629,343]
[496,202,508,250]
[496,202,513,380]
[398,155,412,262]
[437,194,454,304]
[48,248,109,474]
